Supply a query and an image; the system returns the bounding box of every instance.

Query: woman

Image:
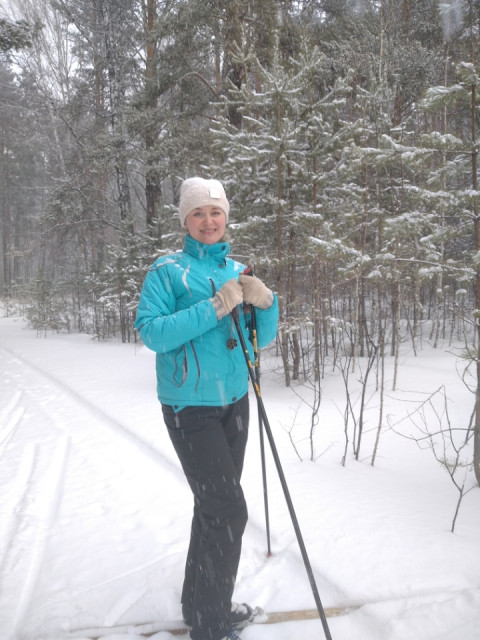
[135,177,279,640]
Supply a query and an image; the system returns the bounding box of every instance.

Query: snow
[1,309,480,640]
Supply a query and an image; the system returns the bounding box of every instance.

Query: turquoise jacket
[135,235,279,411]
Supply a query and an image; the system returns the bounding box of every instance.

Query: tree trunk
[223,1,245,129]
[471,82,480,486]
[144,0,161,230]
[101,0,133,233]
[312,163,322,381]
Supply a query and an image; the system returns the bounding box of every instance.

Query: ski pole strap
[231,307,261,397]
[242,267,260,383]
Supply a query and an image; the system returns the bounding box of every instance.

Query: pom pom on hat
[178,177,229,227]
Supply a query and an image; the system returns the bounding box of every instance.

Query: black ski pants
[162,394,249,640]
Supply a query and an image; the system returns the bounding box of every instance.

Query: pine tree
[419,52,480,484]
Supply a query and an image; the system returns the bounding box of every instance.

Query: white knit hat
[178,177,230,227]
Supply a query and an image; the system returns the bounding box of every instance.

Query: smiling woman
[134,176,279,640]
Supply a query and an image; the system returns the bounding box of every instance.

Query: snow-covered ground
[1,309,479,640]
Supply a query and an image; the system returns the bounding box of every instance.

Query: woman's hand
[239,274,273,309]
[211,279,244,319]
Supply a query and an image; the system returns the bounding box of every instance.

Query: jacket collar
[184,234,230,262]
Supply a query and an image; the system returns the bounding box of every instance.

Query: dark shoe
[230,602,258,629]
[183,602,261,630]
[221,630,242,640]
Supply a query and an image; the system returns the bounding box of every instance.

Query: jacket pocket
[173,345,188,388]
[172,341,201,391]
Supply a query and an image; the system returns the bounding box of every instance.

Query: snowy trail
[0,436,70,636]
[0,338,331,637]
[1,317,480,640]
[0,342,312,581]
[0,343,182,474]
[0,337,346,639]
[0,340,344,593]
[0,341,191,639]
[0,347,73,636]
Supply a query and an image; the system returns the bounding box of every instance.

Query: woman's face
[184,205,227,245]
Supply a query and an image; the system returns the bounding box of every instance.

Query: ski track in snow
[0,342,342,579]
[0,341,339,638]
[0,343,187,639]
[0,347,73,636]
[0,436,71,636]
[0,390,25,458]
[1,331,480,640]
[0,343,289,555]
[0,344,181,473]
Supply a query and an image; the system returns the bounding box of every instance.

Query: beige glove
[211,279,244,320]
[239,274,274,309]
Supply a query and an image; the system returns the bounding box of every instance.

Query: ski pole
[231,307,333,640]
[251,309,272,557]
[243,270,272,557]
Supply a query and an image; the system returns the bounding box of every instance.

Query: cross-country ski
[68,606,359,639]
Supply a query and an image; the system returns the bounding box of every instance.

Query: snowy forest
[1,1,480,483]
